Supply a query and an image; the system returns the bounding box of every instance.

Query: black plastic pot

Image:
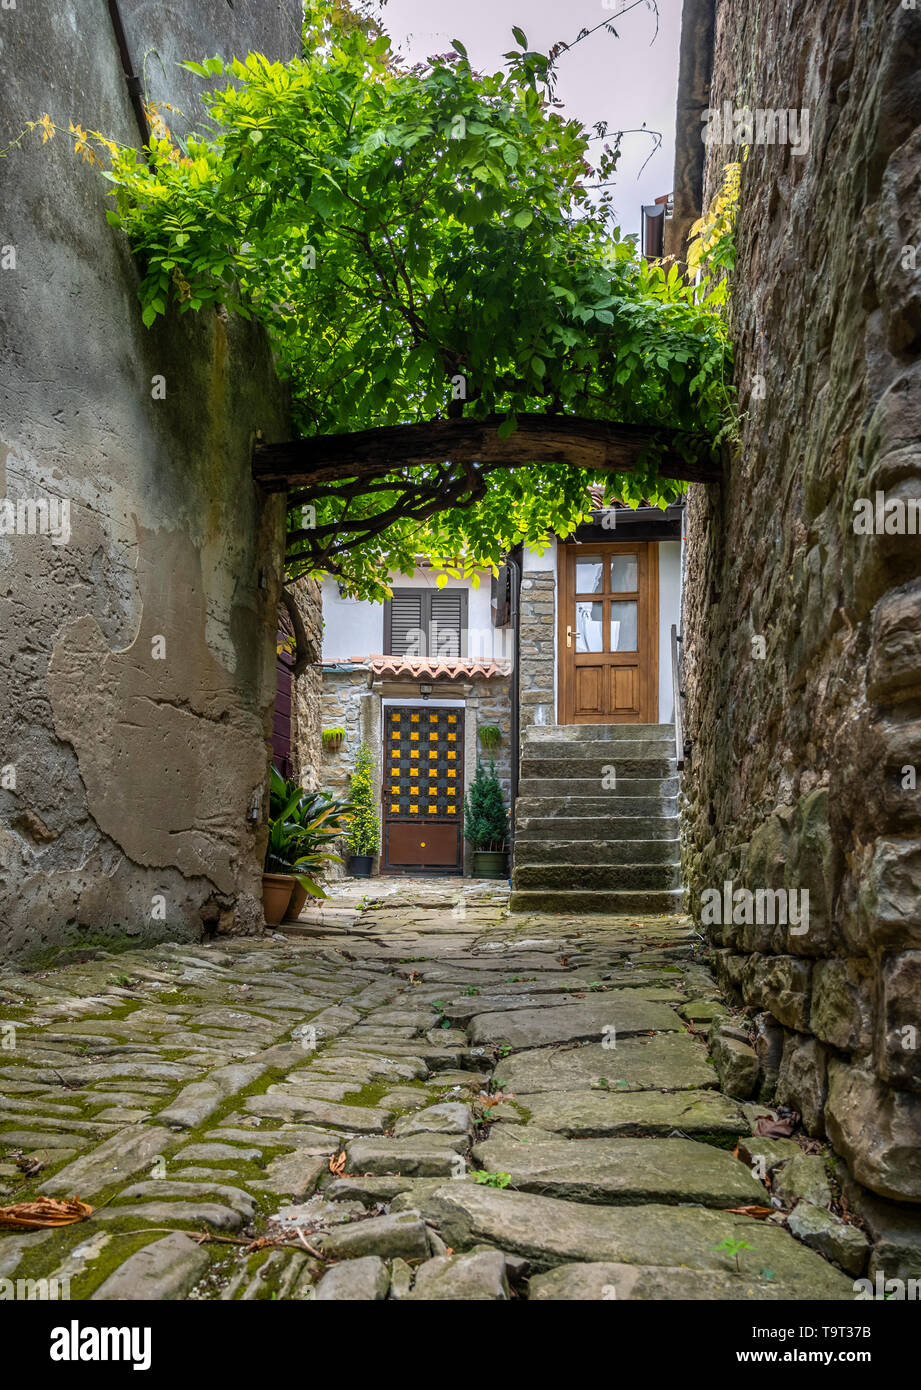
[348,854,374,878]
[472,850,507,879]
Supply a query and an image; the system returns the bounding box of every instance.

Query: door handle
[566,625,572,648]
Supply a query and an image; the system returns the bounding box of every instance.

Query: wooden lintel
[253,413,720,492]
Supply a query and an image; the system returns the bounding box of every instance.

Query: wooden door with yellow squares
[382,705,463,873]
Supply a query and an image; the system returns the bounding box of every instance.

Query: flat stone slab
[467,994,680,1048]
[408,1250,509,1301]
[242,1094,393,1133]
[91,1233,210,1300]
[39,1126,178,1197]
[324,1175,470,1205]
[494,1034,717,1094]
[315,1212,430,1261]
[521,1088,749,1144]
[471,1135,767,1207]
[393,1103,472,1139]
[345,1135,467,1177]
[315,1255,389,1301]
[252,1152,329,1199]
[411,1185,854,1294]
[528,1261,818,1301]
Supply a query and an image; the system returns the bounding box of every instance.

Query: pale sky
[377,0,683,240]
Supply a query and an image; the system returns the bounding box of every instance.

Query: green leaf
[512,26,528,48]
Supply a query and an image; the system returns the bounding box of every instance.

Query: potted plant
[463,758,509,878]
[345,742,380,877]
[478,724,502,751]
[263,768,353,923]
[322,727,345,753]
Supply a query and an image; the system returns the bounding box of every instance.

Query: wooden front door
[558,541,659,724]
[382,705,463,873]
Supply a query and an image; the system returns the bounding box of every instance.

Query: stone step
[515,815,678,841]
[522,740,676,761]
[513,863,681,891]
[523,724,675,743]
[470,1134,767,1208]
[517,777,678,798]
[509,888,684,914]
[514,795,677,818]
[513,837,679,866]
[521,756,674,779]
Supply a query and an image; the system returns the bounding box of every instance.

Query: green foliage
[346,742,380,856]
[477,724,502,750]
[265,765,354,895]
[473,1170,512,1189]
[82,0,731,598]
[322,726,346,747]
[463,759,508,850]
[713,1236,753,1272]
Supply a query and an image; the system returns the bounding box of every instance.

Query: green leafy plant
[346,743,380,858]
[477,725,502,751]
[322,727,346,749]
[66,2,731,600]
[463,759,508,851]
[473,1170,512,1189]
[265,765,354,896]
[713,1237,753,1273]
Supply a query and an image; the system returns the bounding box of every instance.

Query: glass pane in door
[575,556,604,593]
[611,554,638,593]
[575,601,603,651]
[610,601,638,651]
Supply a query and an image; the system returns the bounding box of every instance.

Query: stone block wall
[468,675,513,806]
[290,577,323,792]
[0,0,301,962]
[519,571,556,730]
[680,0,921,1261]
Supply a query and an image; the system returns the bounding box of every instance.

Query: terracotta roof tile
[360,655,511,681]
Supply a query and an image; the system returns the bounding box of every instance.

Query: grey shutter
[388,590,425,656]
[430,590,464,659]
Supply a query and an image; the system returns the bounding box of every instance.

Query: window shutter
[430,590,463,659]
[491,565,511,627]
[388,590,425,656]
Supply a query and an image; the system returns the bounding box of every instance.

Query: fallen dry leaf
[328,1150,347,1176]
[723,1205,774,1219]
[0,1196,92,1229]
[754,1112,799,1138]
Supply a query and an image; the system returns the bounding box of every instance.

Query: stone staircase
[509,723,682,914]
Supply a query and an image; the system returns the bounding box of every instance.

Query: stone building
[308,511,682,881]
[670,0,921,1260]
[0,0,302,962]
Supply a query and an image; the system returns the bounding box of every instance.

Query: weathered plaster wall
[0,0,301,961]
[680,0,921,1264]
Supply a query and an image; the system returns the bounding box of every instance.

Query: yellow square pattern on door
[384,706,462,818]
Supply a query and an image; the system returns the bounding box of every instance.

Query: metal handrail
[671,624,686,771]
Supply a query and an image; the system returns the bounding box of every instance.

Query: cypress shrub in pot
[463,759,509,878]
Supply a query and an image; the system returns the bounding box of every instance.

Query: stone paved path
[0,884,859,1300]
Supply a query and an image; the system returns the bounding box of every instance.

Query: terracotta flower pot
[286,880,310,921]
[262,873,295,926]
